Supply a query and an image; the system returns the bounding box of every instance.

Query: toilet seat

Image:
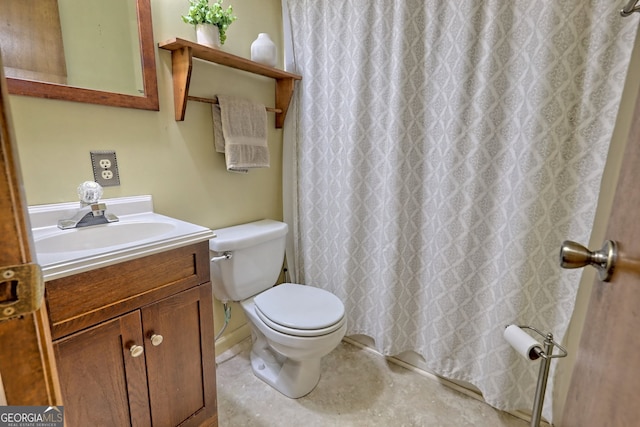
[254,283,345,337]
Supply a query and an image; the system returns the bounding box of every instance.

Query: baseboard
[215,323,251,355]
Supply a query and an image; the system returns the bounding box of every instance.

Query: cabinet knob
[149,333,164,346]
[128,344,144,358]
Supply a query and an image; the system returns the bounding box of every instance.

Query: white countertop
[29,195,214,281]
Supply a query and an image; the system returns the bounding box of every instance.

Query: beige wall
[9,0,285,354]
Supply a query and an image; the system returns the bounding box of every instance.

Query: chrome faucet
[57,181,119,229]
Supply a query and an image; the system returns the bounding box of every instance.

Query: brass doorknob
[559,240,617,282]
[128,344,144,358]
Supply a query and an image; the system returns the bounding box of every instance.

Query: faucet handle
[77,181,103,205]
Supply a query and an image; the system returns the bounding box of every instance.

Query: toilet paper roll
[503,325,542,361]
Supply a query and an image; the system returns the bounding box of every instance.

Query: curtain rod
[187,96,282,113]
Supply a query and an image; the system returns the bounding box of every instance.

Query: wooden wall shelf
[158,37,302,128]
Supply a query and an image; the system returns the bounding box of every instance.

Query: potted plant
[182,0,237,48]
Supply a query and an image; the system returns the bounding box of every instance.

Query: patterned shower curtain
[282,0,638,422]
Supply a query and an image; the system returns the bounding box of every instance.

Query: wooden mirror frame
[4,0,159,111]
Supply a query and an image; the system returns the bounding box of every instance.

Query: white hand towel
[212,103,226,154]
[212,95,270,173]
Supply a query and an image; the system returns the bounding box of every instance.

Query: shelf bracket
[171,46,193,121]
[275,78,296,129]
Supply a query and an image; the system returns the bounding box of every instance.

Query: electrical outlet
[91,151,120,187]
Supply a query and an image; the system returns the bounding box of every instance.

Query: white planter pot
[251,33,277,67]
[196,24,220,49]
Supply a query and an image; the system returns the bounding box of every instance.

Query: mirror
[0,0,159,111]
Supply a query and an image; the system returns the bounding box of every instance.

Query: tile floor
[215,338,530,427]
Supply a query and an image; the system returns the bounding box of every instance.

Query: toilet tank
[209,219,288,302]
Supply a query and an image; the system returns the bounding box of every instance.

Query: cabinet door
[142,283,217,427]
[54,310,151,427]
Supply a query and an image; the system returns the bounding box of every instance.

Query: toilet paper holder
[514,325,568,360]
[507,325,568,427]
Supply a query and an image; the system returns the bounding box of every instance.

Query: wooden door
[560,74,640,423]
[53,311,151,427]
[0,0,67,84]
[143,283,218,427]
[0,52,60,404]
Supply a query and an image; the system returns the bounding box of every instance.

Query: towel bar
[187,95,282,113]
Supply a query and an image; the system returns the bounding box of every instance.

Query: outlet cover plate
[90,150,120,187]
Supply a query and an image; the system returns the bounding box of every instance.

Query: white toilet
[209,219,346,398]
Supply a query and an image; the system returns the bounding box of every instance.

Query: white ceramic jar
[251,33,277,67]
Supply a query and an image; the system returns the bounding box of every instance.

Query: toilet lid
[254,283,344,331]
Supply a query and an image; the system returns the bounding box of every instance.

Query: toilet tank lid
[209,219,288,252]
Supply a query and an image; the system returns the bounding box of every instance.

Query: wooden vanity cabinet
[54,310,150,426]
[45,242,217,427]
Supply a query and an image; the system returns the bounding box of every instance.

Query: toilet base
[249,334,322,398]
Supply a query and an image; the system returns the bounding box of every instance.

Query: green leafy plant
[181,0,237,45]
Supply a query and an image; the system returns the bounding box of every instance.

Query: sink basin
[35,221,176,253]
[29,195,215,281]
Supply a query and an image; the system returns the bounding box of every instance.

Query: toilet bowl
[209,220,346,398]
[242,284,347,397]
